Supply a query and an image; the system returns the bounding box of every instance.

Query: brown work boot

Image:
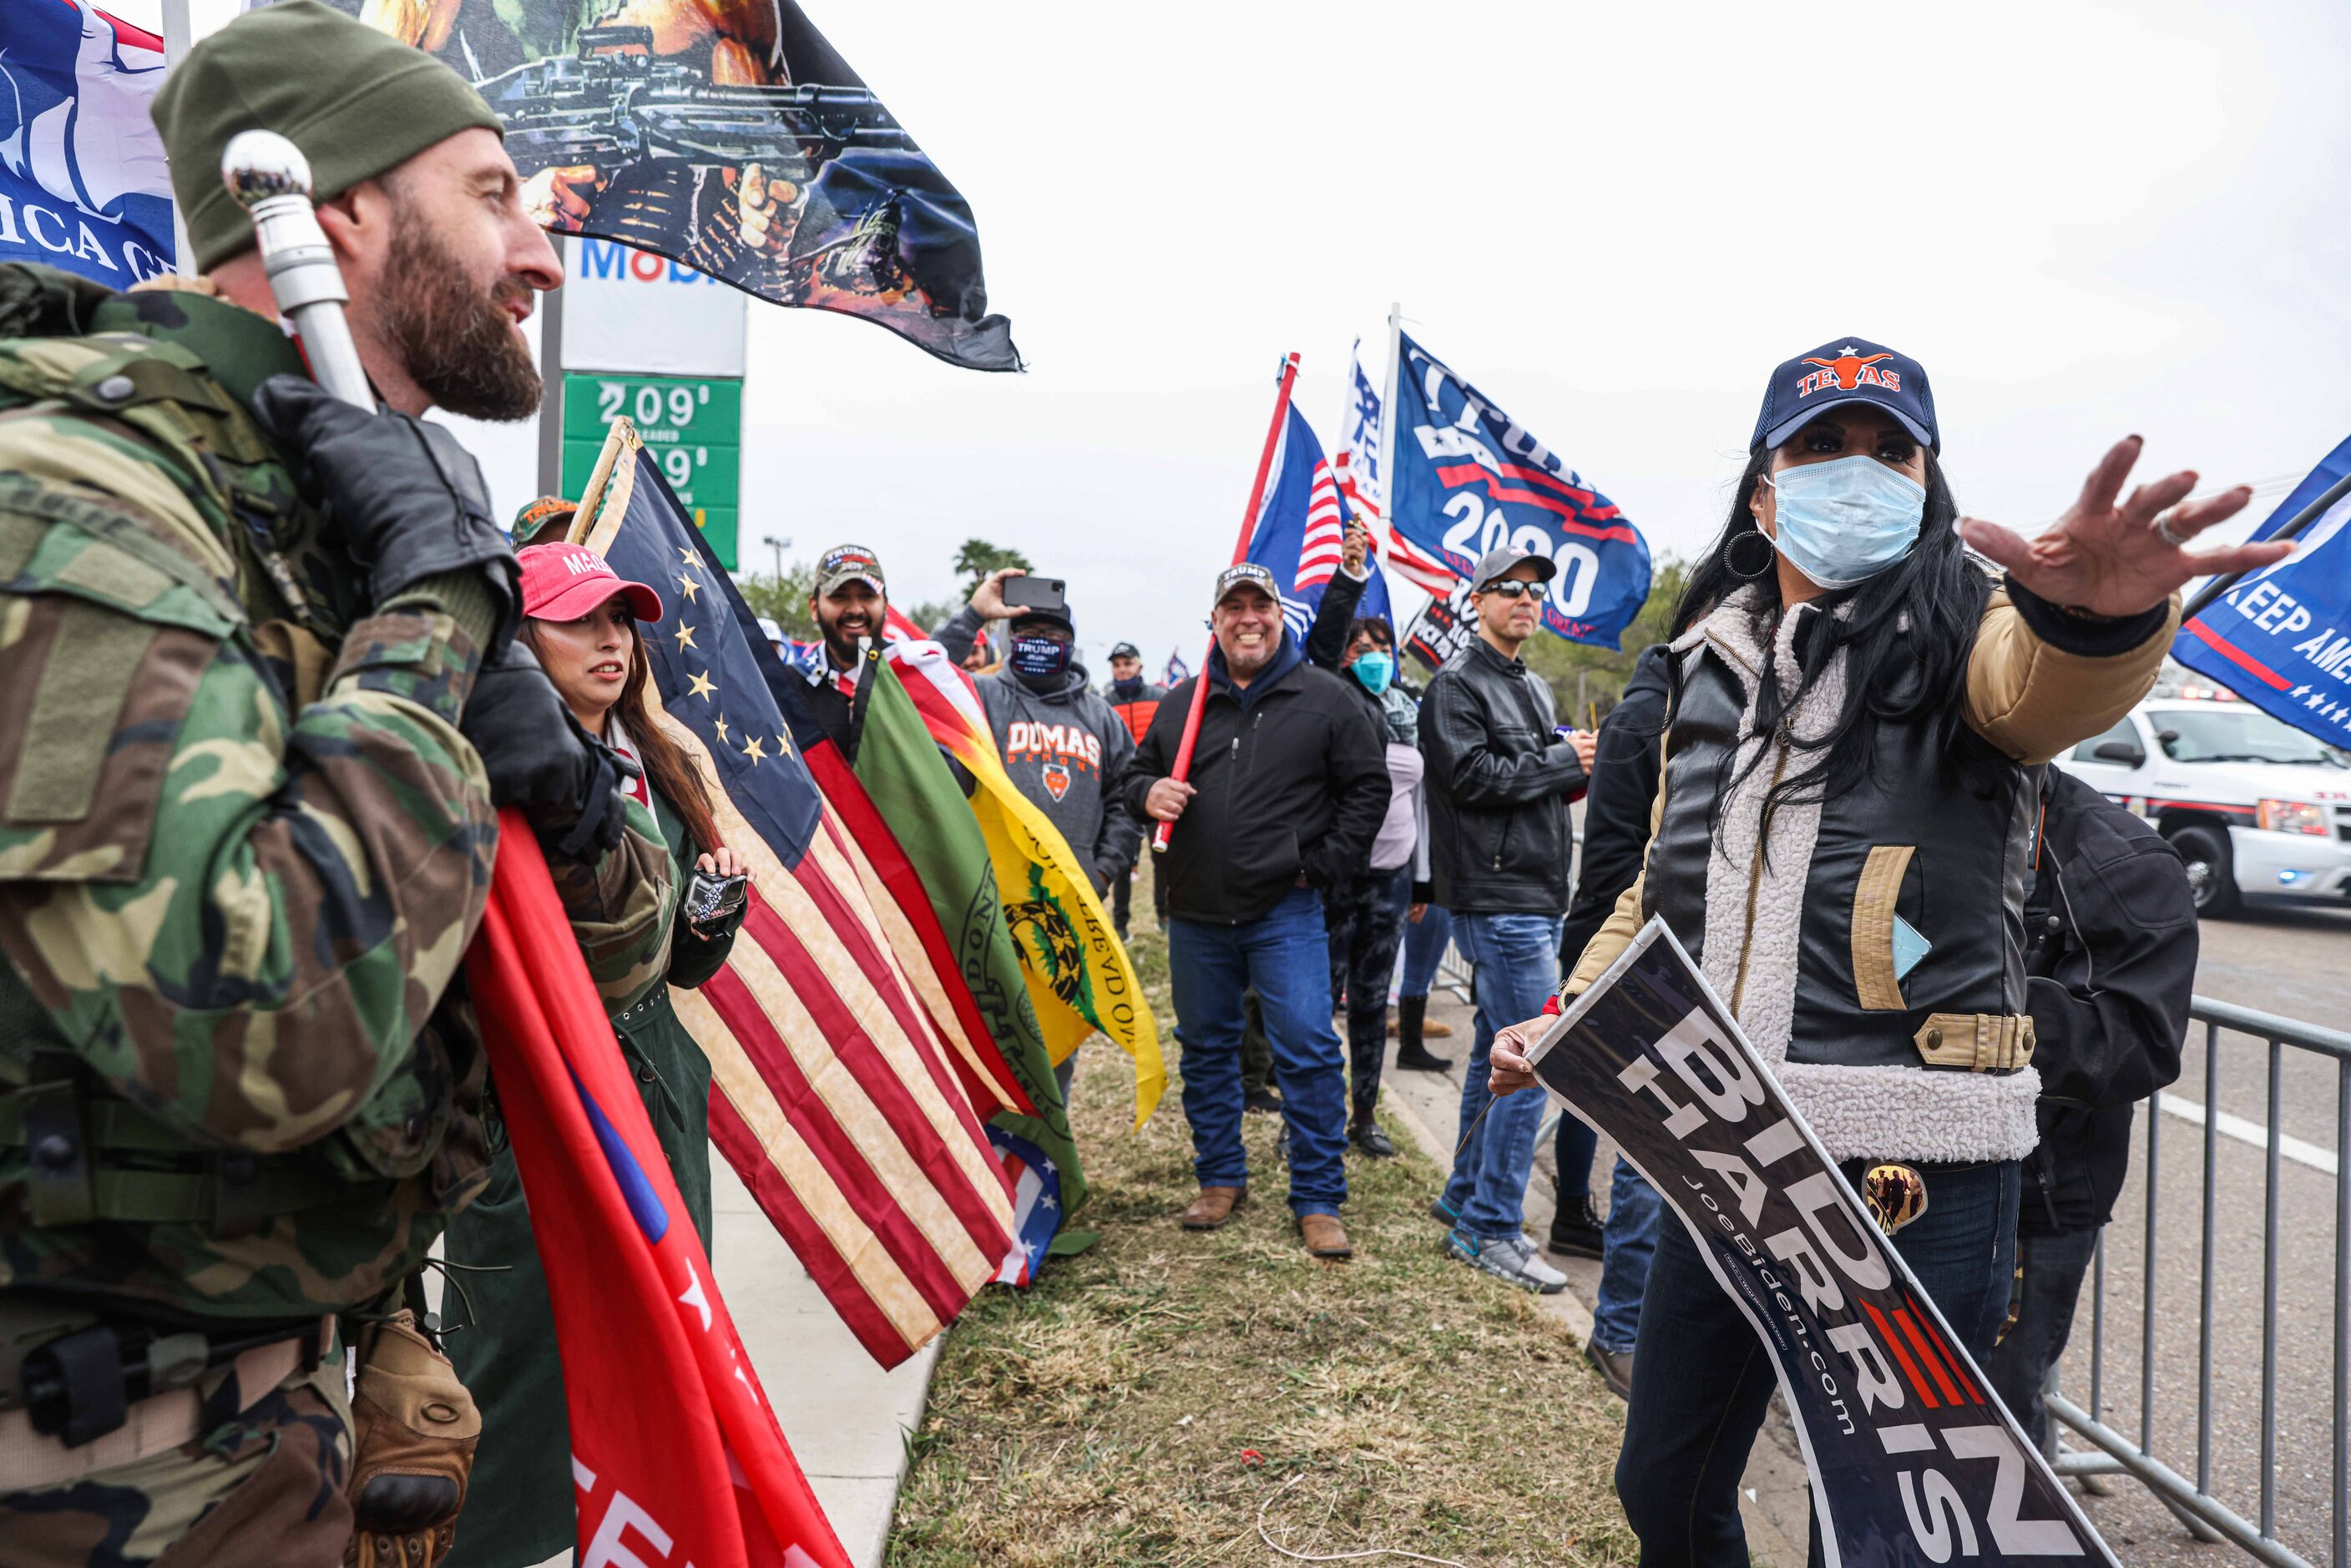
[1297,1213,1353,1260]
[1181,1185,1246,1230]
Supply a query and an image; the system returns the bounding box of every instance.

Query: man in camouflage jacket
[0,4,670,1563]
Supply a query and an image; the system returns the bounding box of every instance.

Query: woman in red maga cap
[442,532,750,1568]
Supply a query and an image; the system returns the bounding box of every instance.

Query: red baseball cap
[517,543,664,624]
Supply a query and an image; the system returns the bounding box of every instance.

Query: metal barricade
[2045,996,2351,1568]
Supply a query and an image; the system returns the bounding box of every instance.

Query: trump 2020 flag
[468,812,848,1568]
[1388,330,1650,647]
[1246,399,1393,642]
[573,427,1019,1368]
[332,0,1018,372]
[1530,921,2116,1568]
[2172,433,2351,745]
[0,1,173,283]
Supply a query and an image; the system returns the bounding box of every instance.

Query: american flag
[1332,338,1383,524]
[583,440,1015,1368]
[984,1127,1064,1288]
[1246,400,1391,640]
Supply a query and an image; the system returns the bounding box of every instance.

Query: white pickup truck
[2054,700,2351,917]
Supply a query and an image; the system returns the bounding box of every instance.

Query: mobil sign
[561,237,746,378]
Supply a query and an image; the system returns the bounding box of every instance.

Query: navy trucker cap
[1750,337,1939,455]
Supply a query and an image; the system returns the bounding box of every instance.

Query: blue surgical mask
[1009,635,1072,682]
[1352,650,1395,694]
[1763,455,1926,589]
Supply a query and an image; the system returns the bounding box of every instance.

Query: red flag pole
[1152,352,1301,854]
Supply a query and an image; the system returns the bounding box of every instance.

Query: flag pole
[2181,468,2351,622]
[1151,351,1300,855]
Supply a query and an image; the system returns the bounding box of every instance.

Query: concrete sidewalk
[712,1156,940,1568]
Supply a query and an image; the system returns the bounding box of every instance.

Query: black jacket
[1560,645,1670,966]
[1419,636,1586,914]
[2020,767,2196,1235]
[1122,632,1389,924]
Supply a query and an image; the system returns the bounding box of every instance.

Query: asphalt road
[1383,893,2351,1566]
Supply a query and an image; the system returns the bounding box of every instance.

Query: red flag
[466,811,851,1568]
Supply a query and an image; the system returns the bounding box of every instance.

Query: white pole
[536,236,566,497]
[160,0,196,275]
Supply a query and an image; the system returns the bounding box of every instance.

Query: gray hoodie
[937,606,1140,890]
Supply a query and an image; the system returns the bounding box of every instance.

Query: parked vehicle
[2055,699,2351,916]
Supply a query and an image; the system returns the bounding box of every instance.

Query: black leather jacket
[1418,636,1586,915]
[2020,768,2193,1233]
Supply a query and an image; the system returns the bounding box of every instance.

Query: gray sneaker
[1448,1228,1567,1293]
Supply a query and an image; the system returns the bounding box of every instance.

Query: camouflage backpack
[0,264,488,1312]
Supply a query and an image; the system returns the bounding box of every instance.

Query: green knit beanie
[152,0,504,271]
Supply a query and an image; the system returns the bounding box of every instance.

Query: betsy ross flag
[468,814,848,1568]
[574,428,1015,1368]
[1246,399,1393,643]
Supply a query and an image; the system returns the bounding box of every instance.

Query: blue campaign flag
[1246,401,1393,644]
[0,2,174,285]
[1388,331,1650,648]
[1164,649,1190,686]
[2172,434,2351,746]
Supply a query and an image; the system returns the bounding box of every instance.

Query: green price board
[560,372,742,568]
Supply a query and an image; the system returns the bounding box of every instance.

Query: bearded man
[0,4,656,1563]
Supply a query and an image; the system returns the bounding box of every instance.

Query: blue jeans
[1616,1159,2020,1567]
[1166,887,1349,1216]
[1590,1156,1661,1354]
[1438,911,1560,1239]
[1396,897,1452,999]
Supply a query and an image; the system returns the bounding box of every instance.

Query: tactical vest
[0,266,482,1280]
[1647,636,2040,1075]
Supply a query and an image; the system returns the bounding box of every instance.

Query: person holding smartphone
[441,533,751,1568]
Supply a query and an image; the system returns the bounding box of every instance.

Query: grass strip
[887,904,1638,1565]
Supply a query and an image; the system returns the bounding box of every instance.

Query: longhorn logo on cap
[1797,346,1900,397]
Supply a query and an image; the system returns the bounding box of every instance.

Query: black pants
[1112,862,1168,937]
[1987,1226,2100,1451]
[1323,867,1408,1127]
[1615,1159,2019,1568]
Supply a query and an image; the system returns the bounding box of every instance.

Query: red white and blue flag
[1387,329,1651,648]
[1246,399,1393,642]
[581,441,1019,1369]
[0,0,173,283]
[985,1126,1066,1287]
[468,815,849,1568]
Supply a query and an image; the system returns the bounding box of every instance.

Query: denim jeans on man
[1590,1156,1661,1356]
[1165,886,1349,1216]
[1393,885,1453,1000]
[1615,1159,2020,1568]
[1438,912,1560,1238]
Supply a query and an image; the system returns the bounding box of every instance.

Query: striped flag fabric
[468,813,849,1568]
[984,1127,1066,1288]
[574,427,1015,1368]
[1332,338,1383,524]
[1246,399,1393,642]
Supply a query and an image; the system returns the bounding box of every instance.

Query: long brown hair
[524,615,725,857]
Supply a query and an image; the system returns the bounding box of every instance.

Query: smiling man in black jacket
[1125,563,1390,1260]
[1422,546,1595,1293]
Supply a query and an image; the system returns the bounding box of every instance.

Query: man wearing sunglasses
[1420,548,1598,1292]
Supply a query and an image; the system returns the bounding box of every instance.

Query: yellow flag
[890,640,1165,1127]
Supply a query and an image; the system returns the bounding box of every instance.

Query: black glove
[459,640,638,862]
[250,375,518,643]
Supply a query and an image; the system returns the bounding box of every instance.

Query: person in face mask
[1479,336,2284,1566]
[937,571,1142,912]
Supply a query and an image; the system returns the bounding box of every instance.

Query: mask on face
[1351,650,1395,695]
[1009,635,1072,683]
[1112,675,1143,700]
[1762,455,1927,589]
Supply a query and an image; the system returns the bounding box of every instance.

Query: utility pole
[535,238,566,497]
[762,534,791,579]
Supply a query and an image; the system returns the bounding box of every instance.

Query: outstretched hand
[1957,436,2292,619]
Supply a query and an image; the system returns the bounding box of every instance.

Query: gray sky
[155,0,2351,671]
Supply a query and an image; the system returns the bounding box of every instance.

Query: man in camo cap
[0,4,663,1563]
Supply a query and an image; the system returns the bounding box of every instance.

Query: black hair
[1676,444,1990,834]
[1345,615,1395,650]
